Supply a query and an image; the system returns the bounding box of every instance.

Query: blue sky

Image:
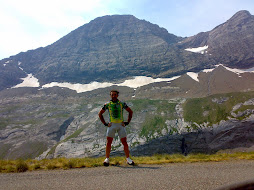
[0,0,254,60]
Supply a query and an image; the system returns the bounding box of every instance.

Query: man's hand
[124,122,129,126]
[105,122,112,127]
[125,107,133,125]
[122,122,129,127]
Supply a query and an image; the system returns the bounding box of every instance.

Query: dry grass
[0,152,254,173]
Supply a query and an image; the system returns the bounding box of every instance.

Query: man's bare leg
[106,137,113,158]
[121,137,130,158]
[121,137,134,165]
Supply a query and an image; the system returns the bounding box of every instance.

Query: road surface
[1,160,254,190]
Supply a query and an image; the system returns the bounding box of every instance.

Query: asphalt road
[1,160,254,190]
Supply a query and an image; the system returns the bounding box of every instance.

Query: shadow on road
[113,165,160,170]
[215,180,254,190]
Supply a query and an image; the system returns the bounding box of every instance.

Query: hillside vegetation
[1,152,254,173]
[183,91,254,127]
[1,89,254,160]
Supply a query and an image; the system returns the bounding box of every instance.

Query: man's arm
[98,109,107,126]
[125,107,133,124]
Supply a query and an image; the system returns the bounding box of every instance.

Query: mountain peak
[178,10,254,70]
[90,14,137,24]
[230,10,251,20]
[226,10,253,25]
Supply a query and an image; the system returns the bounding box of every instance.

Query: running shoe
[127,157,134,165]
[103,158,109,166]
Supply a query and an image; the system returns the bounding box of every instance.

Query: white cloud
[0,0,113,59]
[0,0,254,60]
[1,0,112,30]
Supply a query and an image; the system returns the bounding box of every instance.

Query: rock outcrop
[2,11,254,91]
[130,119,254,156]
[179,10,254,69]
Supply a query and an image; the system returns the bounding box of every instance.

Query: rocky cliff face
[179,10,254,69]
[1,15,199,88]
[131,120,254,156]
[1,84,254,159]
[1,11,254,91]
[3,11,254,90]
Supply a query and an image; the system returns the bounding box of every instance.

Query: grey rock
[131,119,254,156]
[2,11,254,91]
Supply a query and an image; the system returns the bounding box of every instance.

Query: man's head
[110,90,119,101]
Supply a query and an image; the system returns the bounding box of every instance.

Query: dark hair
[110,90,119,95]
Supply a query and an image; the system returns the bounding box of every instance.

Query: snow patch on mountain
[187,64,254,82]
[185,45,208,54]
[187,72,199,82]
[42,81,113,93]
[202,64,254,75]
[12,74,40,88]
[223,65,254,75]
[118,76,180,88]
[202,68,215,73]
[42,76,180,93]
[11,64,254,92]
[244,67,254,72]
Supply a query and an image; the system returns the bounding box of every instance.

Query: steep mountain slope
[0,14,214,90]
[134,65,254,99]
[179,10,254,69]
[1,64,254,159]
[1,11,254,91]
[1,87,254,159]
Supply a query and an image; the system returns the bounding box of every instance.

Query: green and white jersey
[102,100,128,123]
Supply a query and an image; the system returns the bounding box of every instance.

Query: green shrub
[63,160,75,169]
[33,164,41,170]
[46,163,57,170]
[6,165,15,173]
[16,160,28,172]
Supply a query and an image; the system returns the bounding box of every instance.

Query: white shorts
[106,123,127,139]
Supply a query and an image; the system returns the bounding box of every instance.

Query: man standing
[98,90,134,166]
